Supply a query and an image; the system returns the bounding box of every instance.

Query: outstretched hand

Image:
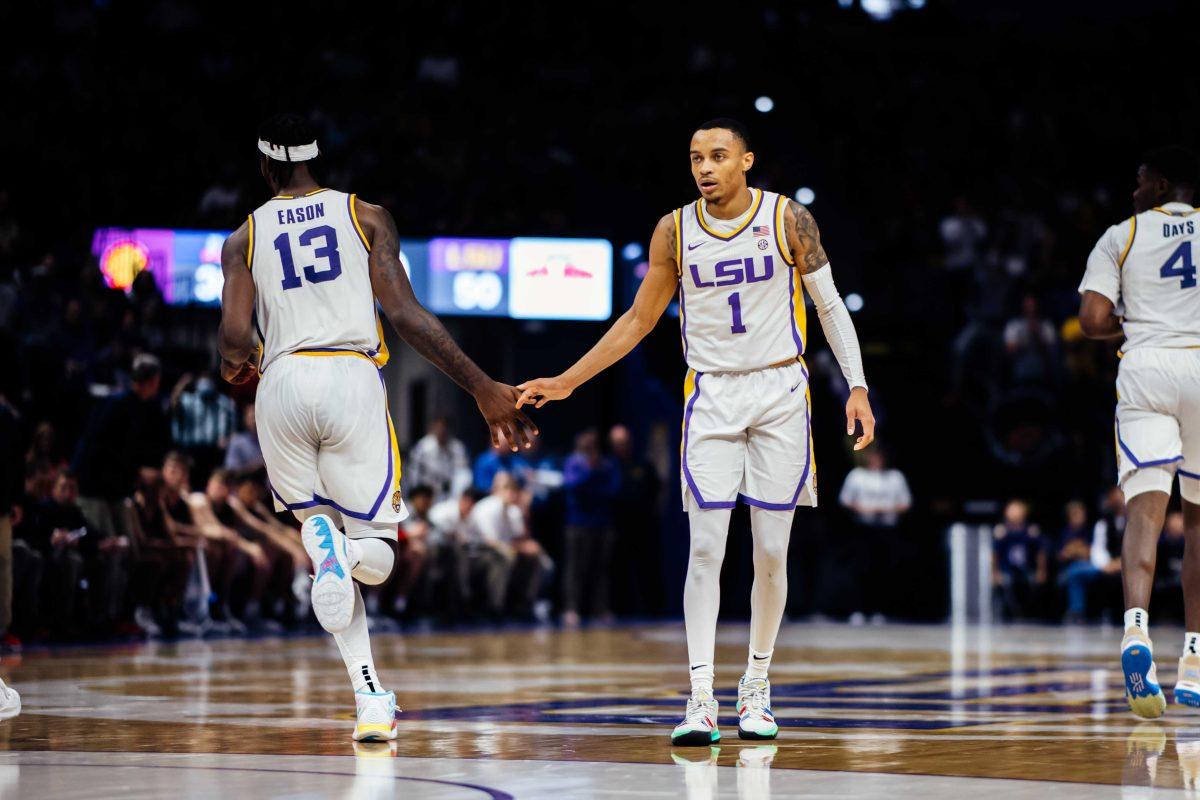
[515,377,574,409]
[846,387,875,451]
[476,381,539,451]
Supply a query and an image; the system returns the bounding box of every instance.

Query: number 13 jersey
[247,188,389,372]
[675,188,807,373]
[1080,201,1200,354]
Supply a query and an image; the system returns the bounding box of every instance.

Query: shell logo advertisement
[92,227,226,306]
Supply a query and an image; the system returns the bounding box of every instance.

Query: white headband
[257,139,320,162]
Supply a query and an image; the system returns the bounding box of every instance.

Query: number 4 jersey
[1080,201,1200,354]
[675,188,806,373]
[247,188,389,372]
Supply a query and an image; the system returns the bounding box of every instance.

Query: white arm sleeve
[800,264,867,391]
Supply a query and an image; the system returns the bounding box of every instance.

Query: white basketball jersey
[676,188,806,373]
[246,189,388,371]
[1080,201,1200,353]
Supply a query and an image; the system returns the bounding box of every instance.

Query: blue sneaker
[1122,628,1167,719]
[1176,654,1200,707]
[301,514,355,633]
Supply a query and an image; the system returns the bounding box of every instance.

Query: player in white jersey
[516,118,874,744]
[218,114,537,740]
[1079,145,1200,719]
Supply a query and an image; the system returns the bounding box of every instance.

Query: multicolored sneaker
[736,675,778,740]
[1176,653,1200,707]
[301,515,355,634]
[671,689,720,746]
[1122,628,1167,719]
[353,689,400,742]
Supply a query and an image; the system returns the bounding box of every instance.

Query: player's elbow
[1077,310,1109,339]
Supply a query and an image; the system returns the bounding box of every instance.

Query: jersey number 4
[273,225,342,290]
[1160,241,1198,289]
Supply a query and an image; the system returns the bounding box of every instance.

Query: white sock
[747,505,793,678]
[747,648,773,680]
[683,496,732,699]
[334,584,385,694]
[1125,607,1149,635]
[1186,632,1200,657]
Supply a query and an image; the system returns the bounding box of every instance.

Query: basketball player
[217,114,537,740]
[516,118,874,744]
[1079,145,1200,719]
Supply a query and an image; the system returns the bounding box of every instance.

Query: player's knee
[351,537,395,586]
[754,538,788,571]
[689,536,725,570]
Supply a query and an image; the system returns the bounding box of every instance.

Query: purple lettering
[689,264,714,288]
[745,255,773,283]
[714,259,744,287]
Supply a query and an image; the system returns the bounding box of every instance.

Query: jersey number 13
[274,225,342,290]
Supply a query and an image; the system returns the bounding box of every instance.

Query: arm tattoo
[370,207,490,395]
[788,200,830,274]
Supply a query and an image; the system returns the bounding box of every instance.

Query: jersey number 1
[1160,241,1198,289]
[728,292,747,334]
[274,225,342,290]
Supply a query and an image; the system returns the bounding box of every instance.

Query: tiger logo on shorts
[391,490,403,513]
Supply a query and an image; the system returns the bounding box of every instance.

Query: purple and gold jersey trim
[695,188,764,241]
[246,214,256,271]
[1118,216,1137,269]
[349,194,371,253]
[774,195,794,266]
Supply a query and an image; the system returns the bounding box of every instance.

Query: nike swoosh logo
[687,242,705,251]
[789,383,802,393]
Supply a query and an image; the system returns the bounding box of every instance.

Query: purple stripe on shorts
[1115,416,1183,468]
[738,405,813,511]
[681,372,736,510]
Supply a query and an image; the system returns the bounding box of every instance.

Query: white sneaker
[1177,653,1200,707]
[0,680,20,720]
[353,689,399,742]
[1122,628,1167,719]
[671,689,720,746]
[737,675,779,740]
[302,515,355,633]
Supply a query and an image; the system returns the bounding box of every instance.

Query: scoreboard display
[92,228,613,322]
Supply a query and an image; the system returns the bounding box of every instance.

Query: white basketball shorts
[256,352,407,538]
[1115,347,1200,503]
[680,359,816,512]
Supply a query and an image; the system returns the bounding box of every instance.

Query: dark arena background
[2,1,1200,797]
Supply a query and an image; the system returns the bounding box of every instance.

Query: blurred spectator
[0,388,19,644]
[992,499,1049,620]
[1090,486,1127,590]
[126,472,196,637]
[24,470,90,634]
[1003,294,1061,386]
[941,196,988,273]
[226,475,308,623]
[473,434,534,492]
[25,421,66,473]
[609,424,662,617]
[839,449,912,623]
[406,416,471,504]
[1055,499,1110,623]
[1156,511,1186,617]
[170,371,236,482]
[223,404,265,473]
[560,430,619,628]
[429,487,485,620]
[380,485,432,619]
[73,353,170,540]
[467,472,547,618]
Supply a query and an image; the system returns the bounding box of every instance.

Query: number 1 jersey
[1080,201,1200,354]
[675,188,808,373]
[246,188,389,372]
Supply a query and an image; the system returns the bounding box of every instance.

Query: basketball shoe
[301,515,355,633]
[671,689,720,746]
[1122,627,1167,719]
[353,689,399,742]
[1177,653,1200,707]
[737,675,778,739]
[0,680,19,720]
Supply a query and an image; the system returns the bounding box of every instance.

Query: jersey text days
[1163,220,1195,237]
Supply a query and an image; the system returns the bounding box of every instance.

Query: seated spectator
[429,487,486,619]
[226,475,309,622]
[467,472,548,619]
[472,434,534,493]
[406,417,472,504]
[378,485,432,619]
[1003,294,1060,386]
[838,448,912,623]
[23,470,90,636]
[992,499,1048,620]
[1089,486,1127,614]
[126,472,196,637]
[224,404,265,473]
[561,430,619,628]
[1055,499,1112,623]
[186,467,273,632]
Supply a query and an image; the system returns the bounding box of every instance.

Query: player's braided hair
[258,113,318,188]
